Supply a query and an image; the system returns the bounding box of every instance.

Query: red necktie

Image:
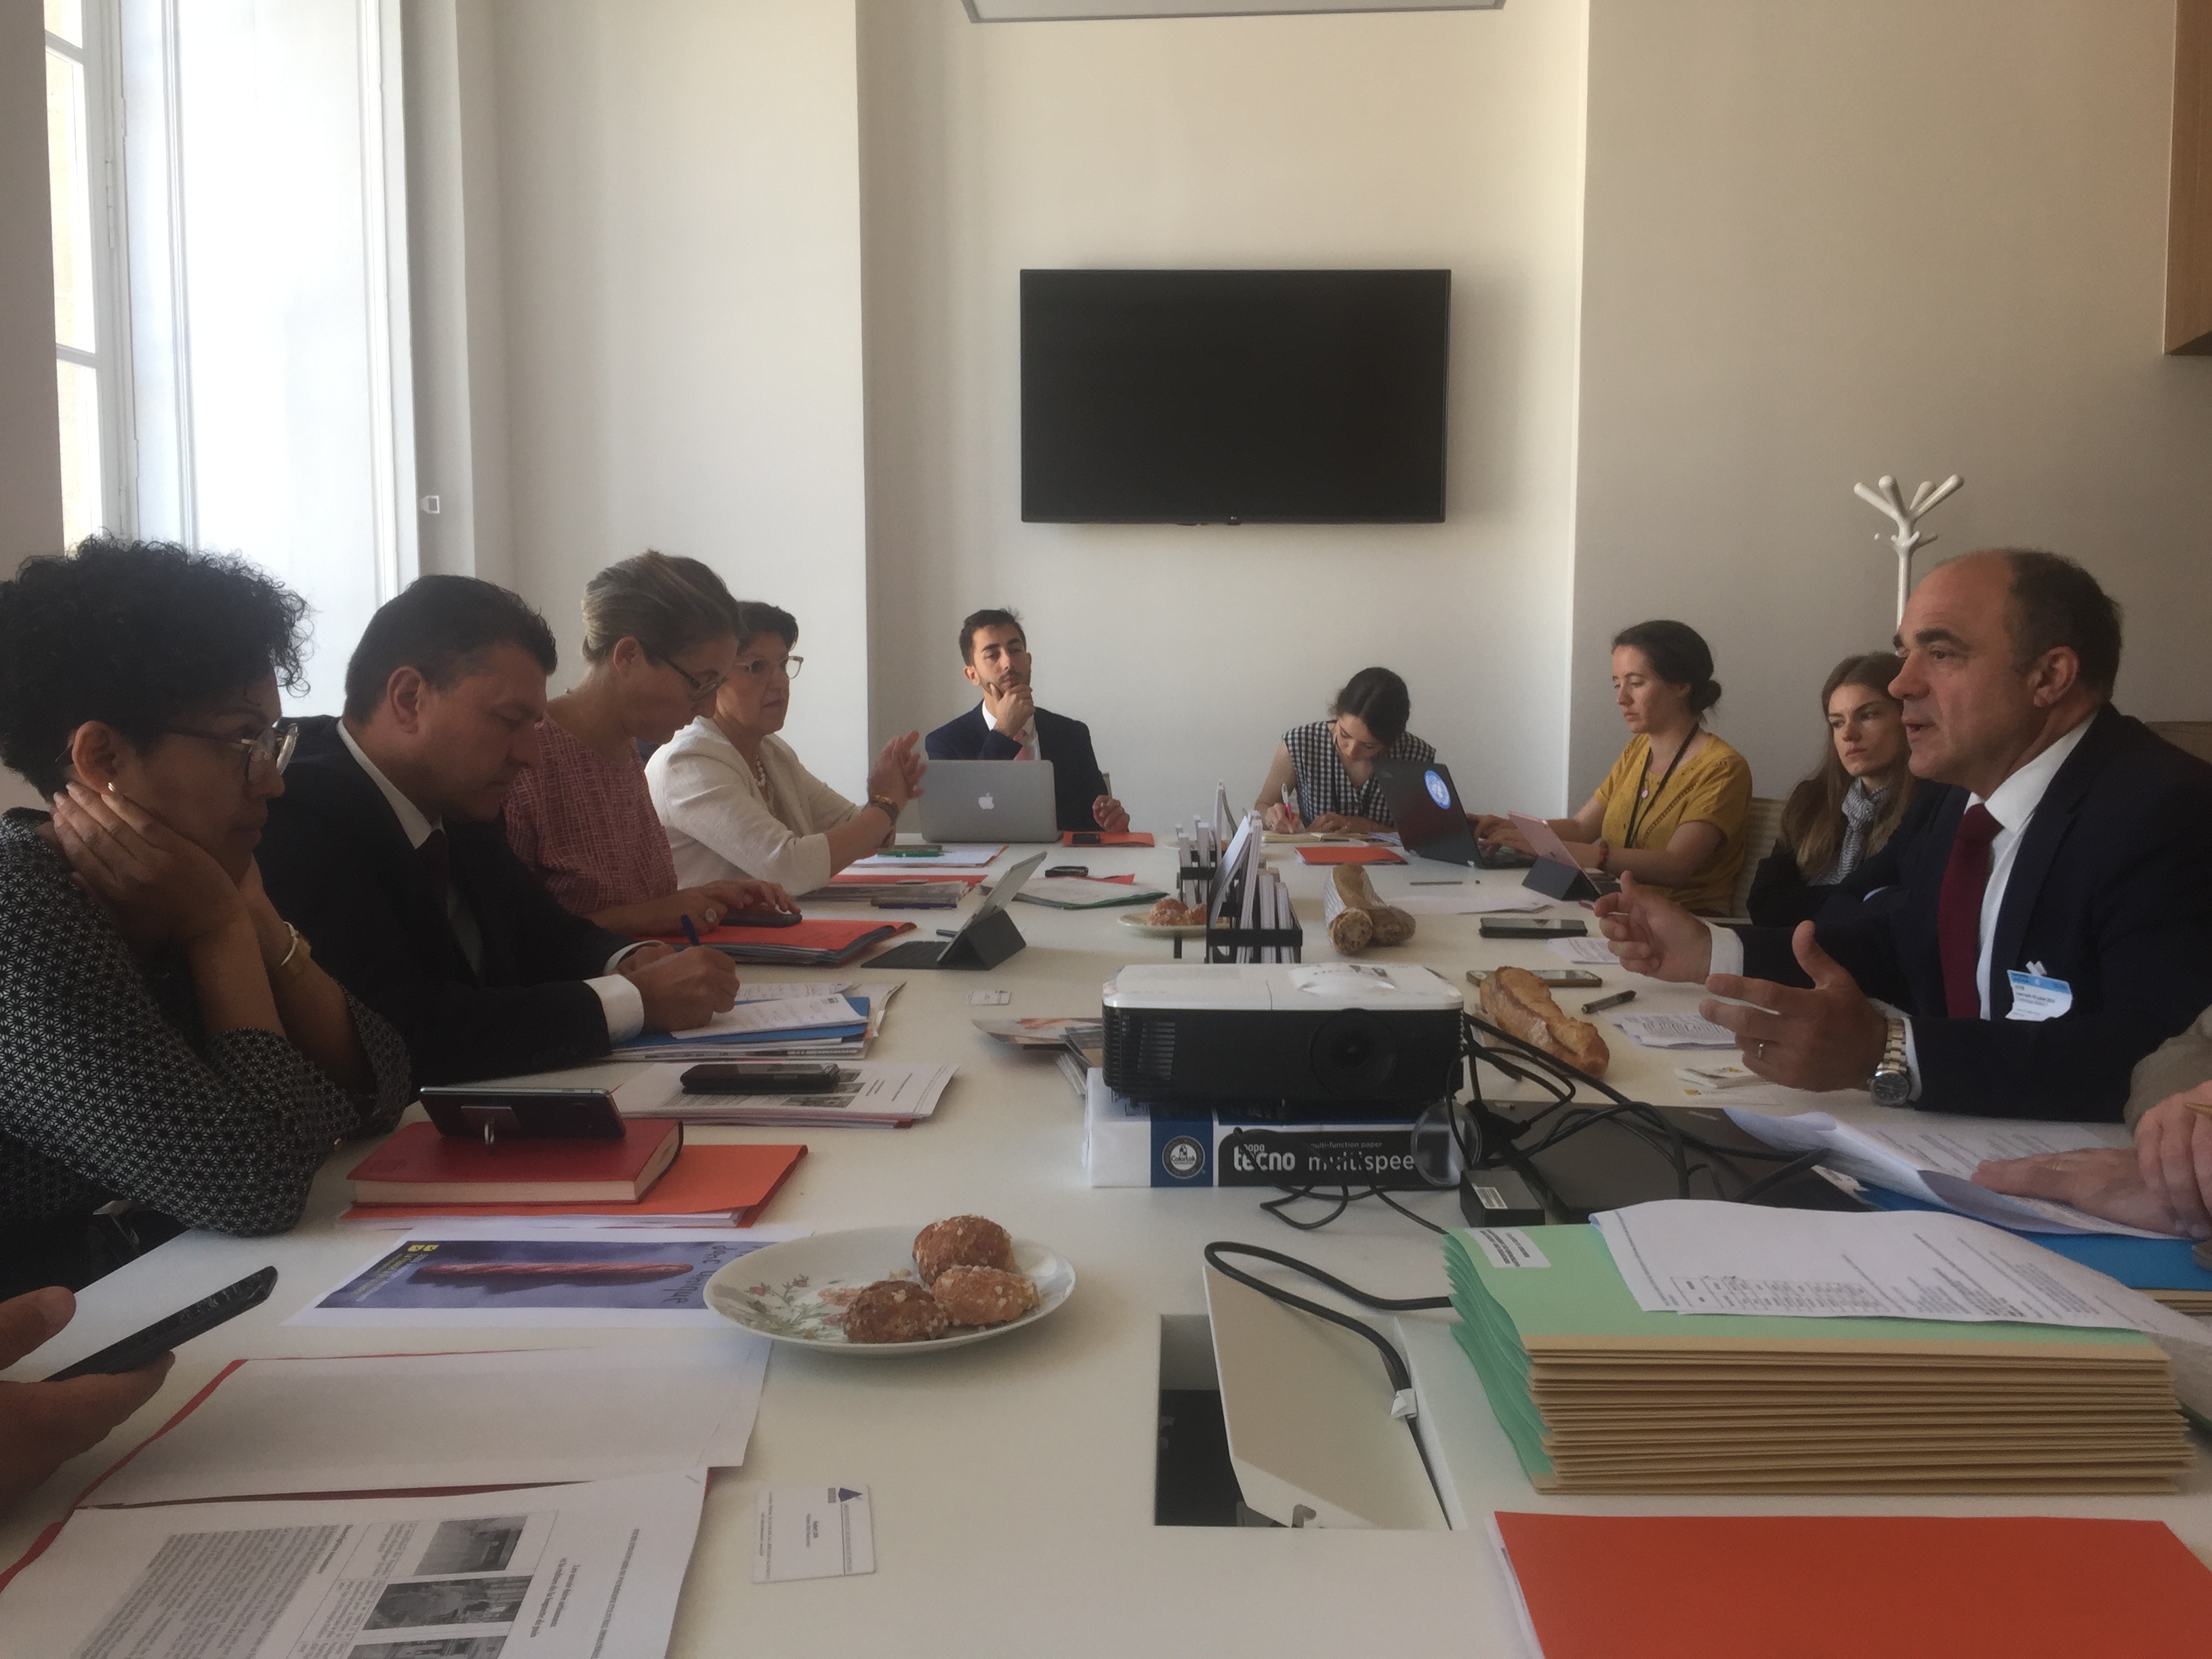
[1936,803,2001,1019]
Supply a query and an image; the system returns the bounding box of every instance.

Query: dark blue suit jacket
[1732,707,2212,1120]
[924,704,1110,834]
[259,718,635,1086]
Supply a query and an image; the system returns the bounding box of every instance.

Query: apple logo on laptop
[979,793,995,811]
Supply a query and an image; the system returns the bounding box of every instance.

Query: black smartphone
[1467,967,1603,989]
[43,1265,278,1382]
[1070,832,1102,846]
[681,1062,843,1095]
[1044,865,1089,878]
[420,1087,624,1139]
[1479,917,1589,939]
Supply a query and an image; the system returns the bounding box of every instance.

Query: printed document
[1547,935,1622,965]
[670,994,861,1040]
[1593,1200,2212,1410]
[1611,1010,1739,1049]
[1,1469,703,1659]
[292,1229,777,1328]
[87,1345,768,1507]
[1725,1109,2164,1238]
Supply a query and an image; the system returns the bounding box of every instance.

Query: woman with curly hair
[0,537,410,1291]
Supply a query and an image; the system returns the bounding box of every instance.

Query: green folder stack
[1443,1224,2192,1494]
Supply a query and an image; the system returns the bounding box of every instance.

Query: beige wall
[1573,0,2212,806]
[457,0,872,790]
[0,0,61,577]
[857,0,1589,828]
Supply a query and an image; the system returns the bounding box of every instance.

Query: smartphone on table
[1479,916,1588,939]
[1467,967,1603,989]
[43,1265,279,1382]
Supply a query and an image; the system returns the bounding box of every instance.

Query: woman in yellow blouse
[1472,620,1752,914]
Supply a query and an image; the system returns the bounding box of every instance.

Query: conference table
[4,841,2207,1656]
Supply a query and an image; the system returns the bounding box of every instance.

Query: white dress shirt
[338,722,644,1042]
[981,700,1040,762]
[1707,715,2097,1095]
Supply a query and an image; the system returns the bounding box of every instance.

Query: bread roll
[1324,864,1415,954]
[1479,965,1610,1077]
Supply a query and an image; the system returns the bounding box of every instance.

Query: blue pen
[679,914,702,948]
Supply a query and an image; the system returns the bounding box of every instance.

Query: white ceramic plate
[1117,912,1208,939]
[703,1225,1073,1354]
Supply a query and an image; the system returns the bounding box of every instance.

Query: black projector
[1101,964,1464,1110]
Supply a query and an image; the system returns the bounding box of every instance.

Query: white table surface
[4,843,2205,1656]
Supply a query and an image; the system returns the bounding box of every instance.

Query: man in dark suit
[1597,549,2212,1120]
[259,577,740,1085]
[922,608,1130,834]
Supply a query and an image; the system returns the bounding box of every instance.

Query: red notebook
[348,1119,682,1205]
[827,870,985,888]
[1062,830,1155,847]
[340,1143,806,1227]
[1492,1513,2212,1659]
[1295,844,1405,865]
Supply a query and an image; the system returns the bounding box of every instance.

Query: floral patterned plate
[702,1225,1075,1354]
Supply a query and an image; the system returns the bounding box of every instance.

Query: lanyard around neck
[1623,731,1696,849]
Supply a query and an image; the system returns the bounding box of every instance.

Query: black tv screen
[1021,268,1449,525]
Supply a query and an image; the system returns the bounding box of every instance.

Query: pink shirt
[503,718,680,917]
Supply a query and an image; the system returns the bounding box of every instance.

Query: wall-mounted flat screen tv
[1020,268,1449,525]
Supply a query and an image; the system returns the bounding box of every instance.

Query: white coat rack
[1852,473,1963,623]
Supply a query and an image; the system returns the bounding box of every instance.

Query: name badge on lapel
[2005,963,2073,1022]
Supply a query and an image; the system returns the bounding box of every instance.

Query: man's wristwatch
[1869,1017,1911,1107]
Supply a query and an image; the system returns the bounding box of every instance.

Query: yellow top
[1592,731,1753,914]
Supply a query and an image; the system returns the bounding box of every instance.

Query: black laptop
[1372,758,1534,869]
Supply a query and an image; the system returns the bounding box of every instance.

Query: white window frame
[47,0,138,541]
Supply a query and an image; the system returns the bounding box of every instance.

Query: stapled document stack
[1443,1223,2193,1493]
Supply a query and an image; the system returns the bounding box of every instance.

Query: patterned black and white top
[1282,720,1437,827]
[0,811,411,1235]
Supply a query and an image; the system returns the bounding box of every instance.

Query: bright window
[45,0,109,548]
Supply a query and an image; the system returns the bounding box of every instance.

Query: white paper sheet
[1723,1109,2163,1238]
[1591,1200,2212,1412]
[89,1345,769,1507]
[1391,891,1550,916]
[612,1061,957,1126]
[848,843,1004,869]
[4,1470,704,1659]
[1547,935,1621,965]
[670,994,861,1040]
[754,1486,876,1582]
[1611,1010,1739,1049]
[290,1229,777,1328]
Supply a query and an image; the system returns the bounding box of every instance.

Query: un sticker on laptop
[1423,769,1452,808]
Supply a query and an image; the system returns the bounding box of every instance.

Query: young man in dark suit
[1597,549,2212,1120]
[922,609,1130,834]
[258,577,745,1085]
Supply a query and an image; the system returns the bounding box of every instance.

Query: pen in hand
[679,914,703,949]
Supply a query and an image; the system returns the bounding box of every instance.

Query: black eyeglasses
[661,658,727,700]
[160,720,299,778]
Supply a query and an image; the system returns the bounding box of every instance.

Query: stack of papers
[847,843,1003,869]
[612,982,899,1061]
[1014,876,1166,909]
[1612,1010,1738,1048]
[615,1061,958,1127]
[1725,1109,2165,1237]
[1443,1214,2194,1493]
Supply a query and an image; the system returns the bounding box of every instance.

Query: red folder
[341,1143,806,1227]
[1295,844,1404,865]
[827,870,986,888]
[1492,1512,2212,1659]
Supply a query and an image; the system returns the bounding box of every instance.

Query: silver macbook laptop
[918,759,1061,844]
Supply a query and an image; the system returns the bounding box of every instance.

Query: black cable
[1729,1149,1831,1204]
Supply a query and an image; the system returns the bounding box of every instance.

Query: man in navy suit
[1597,550,2212,1120]
[923,609,1130,834]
